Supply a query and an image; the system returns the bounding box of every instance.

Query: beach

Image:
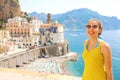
[17,52,78,76]
[0,67,81,80]
[0,52,81,80]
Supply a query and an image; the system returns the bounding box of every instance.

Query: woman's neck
[87,38,98,51]
[89,38,98,45]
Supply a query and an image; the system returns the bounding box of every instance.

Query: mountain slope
[0,0,21,22]
[29,8,120,31]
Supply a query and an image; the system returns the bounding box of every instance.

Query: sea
[64,30,120,80]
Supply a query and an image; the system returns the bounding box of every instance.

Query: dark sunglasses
[86,25,98,29]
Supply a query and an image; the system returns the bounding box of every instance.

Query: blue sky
[19,0,120,19]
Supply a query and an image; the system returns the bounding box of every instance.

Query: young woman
[82,19,113,80]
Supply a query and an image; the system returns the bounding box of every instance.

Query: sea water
[64,30,120,80]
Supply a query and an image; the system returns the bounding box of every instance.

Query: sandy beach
[17,53,76,76]
[0,67,81,80]
[0,49,81,80]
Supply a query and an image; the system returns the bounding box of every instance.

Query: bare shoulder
[99,40,110,48]
[99,39,111,55]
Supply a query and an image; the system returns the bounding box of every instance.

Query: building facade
[30,16,43,46]
[39,13,64,46]
[6,17,33,48]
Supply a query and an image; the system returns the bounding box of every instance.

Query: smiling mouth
[88,31,94,35]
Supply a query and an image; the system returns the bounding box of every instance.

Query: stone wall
[40,40,69,57]
[0,40,69,67]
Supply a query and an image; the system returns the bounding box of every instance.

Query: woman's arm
[101,43,113,80]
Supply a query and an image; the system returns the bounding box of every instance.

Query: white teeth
[90,32,93,33]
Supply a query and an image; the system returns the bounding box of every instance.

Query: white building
[30,16,43,46]
[30,16,43,33]
[7,16,28,27]
[50,21,64,44]
[39,13,64,46]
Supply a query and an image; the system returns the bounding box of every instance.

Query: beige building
[6,17,33,48]
[6,16,44,48]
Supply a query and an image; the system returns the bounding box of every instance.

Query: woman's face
[86,20,100,38]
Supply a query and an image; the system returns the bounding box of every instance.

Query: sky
[19,0,120,19]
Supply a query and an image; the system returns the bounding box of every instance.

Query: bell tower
[47,13,51,24]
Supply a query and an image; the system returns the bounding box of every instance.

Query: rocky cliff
[0,0,21,22]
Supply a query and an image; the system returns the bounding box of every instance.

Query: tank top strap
[85,40,89,49]
[86,40,99,49]
[95,41,99,48]
[86,43,88,49]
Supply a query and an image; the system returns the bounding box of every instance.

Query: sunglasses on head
[86,25,98,29]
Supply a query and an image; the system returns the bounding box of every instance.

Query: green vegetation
[0,20,6,30]
[21,12,32,22]
[11,0,19,5]
[11,0,19,3]
[0,25,6,30]
[0,26,6,30]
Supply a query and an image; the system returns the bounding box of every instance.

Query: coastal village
[0,0,81,80]
[0,12,67,67]
[0,13,65,54]
[0,13,80,80]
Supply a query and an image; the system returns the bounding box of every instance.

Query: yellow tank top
[82,41,107,80]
